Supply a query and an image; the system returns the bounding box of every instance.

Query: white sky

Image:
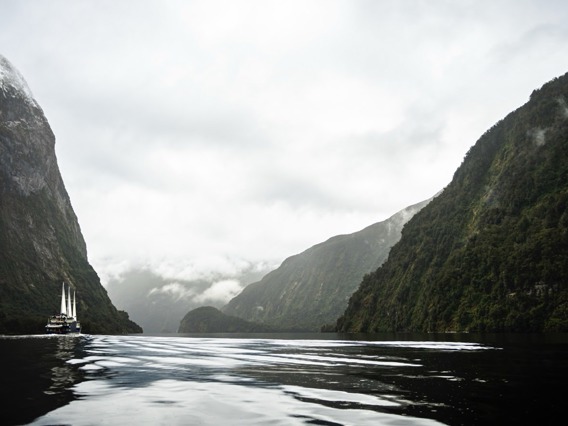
[2,0,568,285]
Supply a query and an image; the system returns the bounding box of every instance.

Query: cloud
[148,283,196,302]
[193,280,245,305]
[558,97,568,118]
[528,128,548,147]
[2,0,568,290]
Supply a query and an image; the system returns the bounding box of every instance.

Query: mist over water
[1,333,566,425]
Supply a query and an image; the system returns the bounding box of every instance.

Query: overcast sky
[2,0,568,287]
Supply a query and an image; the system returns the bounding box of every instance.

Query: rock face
[178,306,277,333]
[337,72,568,333]
[222,199,431,331]
[0,55,141,334]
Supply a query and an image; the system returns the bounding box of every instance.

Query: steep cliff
[337,72,568,333]
[222,199,431,331]
[0,55,141,334]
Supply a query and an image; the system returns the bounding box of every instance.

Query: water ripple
[29,335,496,425]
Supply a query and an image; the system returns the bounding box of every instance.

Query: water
[0,333,566,425]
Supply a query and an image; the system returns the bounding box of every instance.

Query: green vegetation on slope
[337,72,568,333]
[178,306,278,333]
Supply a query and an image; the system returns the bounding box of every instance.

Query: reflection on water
[0,334,86,425]
[45,335,83,395]
[1,333,566,425]
[33,335,451,425]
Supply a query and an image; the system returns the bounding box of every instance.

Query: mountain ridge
[222,198,431,331]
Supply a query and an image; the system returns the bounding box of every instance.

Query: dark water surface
[0,333,566,425]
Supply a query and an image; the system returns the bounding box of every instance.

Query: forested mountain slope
[178,306,277,333]
[337,72,568,333]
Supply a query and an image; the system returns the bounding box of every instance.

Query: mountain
[106,268,214,334]
[0,55,141,334]
[178,306,277,333]
[105,265,271,333]
[222,199,431,331]
[337,72,568,333]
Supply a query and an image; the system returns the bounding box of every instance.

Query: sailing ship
[45,283,81,334]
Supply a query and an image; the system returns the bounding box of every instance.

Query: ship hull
[45,315,81,334]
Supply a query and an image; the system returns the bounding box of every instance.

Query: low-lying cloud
[558,97,568,118]
[192,279,245,305]
[529,128,548,147]
[148,282,197,303]
[105,264,270,333]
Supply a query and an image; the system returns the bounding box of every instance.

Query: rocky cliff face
[337,72,568,333]
[0,55,141,334]
[222,199,431,331]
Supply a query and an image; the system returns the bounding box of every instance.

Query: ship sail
[72,291,77,320]
[60,283,67,315]
[67,286,72,318]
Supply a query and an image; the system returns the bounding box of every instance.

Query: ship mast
[60,283,67,315]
